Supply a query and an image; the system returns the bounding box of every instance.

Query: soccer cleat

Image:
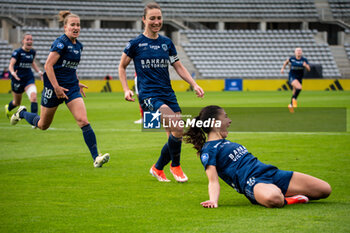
[288,104,294,113]
[285,195,309,205]
[93,153,110,168]
[4,104,11,119]
[170,165,188,183]
[10,105,27,125]
[134,118,142,124]
[292,98,297,108]
[150,164,170,182]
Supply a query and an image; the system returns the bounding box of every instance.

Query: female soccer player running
[11,11,109,168]
[184,105,331,208]
[119,2,204,182]
[5,33,43,119]
[281,48,310,112]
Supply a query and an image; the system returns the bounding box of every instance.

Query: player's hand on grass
[200,200,218,208]
[54,86,69,99]
[79,82,88,97]
[124,89,135,102]
[193,84,204,98]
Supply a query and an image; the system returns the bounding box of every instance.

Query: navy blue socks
[292,88,301,103]
[20,110,40,127]
[155,143,171,170]
[31,102,38,114]
[8,101,15,111]
[155,134,182,170]
[168,133,182,167]
[81,124,98,160]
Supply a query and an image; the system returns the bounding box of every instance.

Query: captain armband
[169,55,179,65]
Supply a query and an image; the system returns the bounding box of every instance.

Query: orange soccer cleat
[150,164,170,182]
[285,195,309,205]
[170,165,188,183]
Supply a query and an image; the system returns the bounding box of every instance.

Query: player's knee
[38,123,50,130]
[318,182,332,199]
[172,120,184,137]
[76,118,89,128]
[30,93,37,102]
[264,193,284,208]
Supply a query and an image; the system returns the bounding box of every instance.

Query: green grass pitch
[0,91,349,232]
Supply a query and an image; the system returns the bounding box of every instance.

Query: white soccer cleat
[94,153,110,168]
[10,105,27,125]
[134,118,142,124]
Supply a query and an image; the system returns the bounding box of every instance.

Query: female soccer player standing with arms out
[5,33,43,118]
[184,105,331,208]
[119,2,204,182]
[281,48,310,112]
[11,11,110,168]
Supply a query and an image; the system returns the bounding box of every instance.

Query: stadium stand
[344,42,350,60]
[329,0,350,22]
[0,0,144,19]
[157,0,318,19]
[0,0,347,79]
[0,40,13,73]
[22,26,141,79]
[181,29,341,78]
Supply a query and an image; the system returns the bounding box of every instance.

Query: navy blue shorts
[140,95,181,113]
[41,85,82,108]
[11,77,35,94]
[243,169,294,205]
[288,75,302,85]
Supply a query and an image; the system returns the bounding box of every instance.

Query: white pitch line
[0,124,348,135]
[0,125,141,132]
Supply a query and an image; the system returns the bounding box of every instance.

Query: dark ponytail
[184,105,223,154]
[183,116,206,153]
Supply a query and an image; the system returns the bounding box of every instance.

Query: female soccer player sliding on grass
[281,47,310,112]
[119,2,204,182]
[10,11,109,168]
[184,105,331,208]
[5,33,43,119]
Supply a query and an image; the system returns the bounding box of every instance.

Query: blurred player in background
[281,47,310,112]
[119,2,204,182]
[5,33,43,119]
[184,105,331,208]
[10,11,109,168]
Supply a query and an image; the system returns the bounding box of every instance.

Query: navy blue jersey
[123,34,179,101]
[11,48,36,81]
[44,34,83,88]
[200,139,277,194]
[289,56,308,79]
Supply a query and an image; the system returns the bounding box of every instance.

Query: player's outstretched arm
[303,62,311,72]
[172,61,204,98]
[201,165,220,208]
[118,53,134,102]
[281,59,289,74]
[32,61,43,81]
[8,58,20,81]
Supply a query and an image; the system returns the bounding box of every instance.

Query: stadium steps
[330,45,350,78]
[314,0,334,21]
[169,45,199,81]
